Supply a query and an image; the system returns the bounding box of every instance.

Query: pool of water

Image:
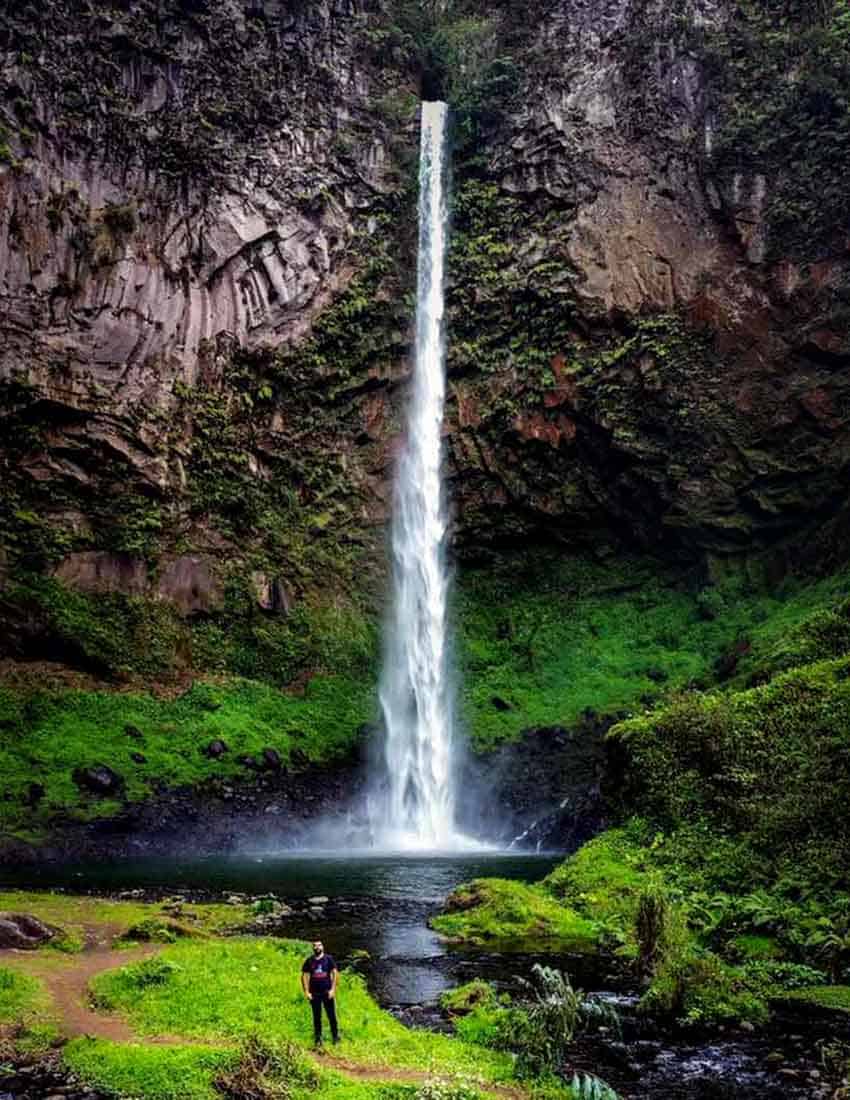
[0,850,560,901]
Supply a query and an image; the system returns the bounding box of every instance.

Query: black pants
[310,992,338,1042]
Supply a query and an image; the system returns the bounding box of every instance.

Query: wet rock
[130,752,147,764]
[72,764,124,797]
[0,912,54,948]
[308,896,330,905]
[262,747,282,770]
[251,572,292,615]
[205,739,228,759]
[25,781,45,806]
[53,551,148,596]
[236,754,261,771]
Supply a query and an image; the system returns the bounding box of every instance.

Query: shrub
[215,1036,318,1100]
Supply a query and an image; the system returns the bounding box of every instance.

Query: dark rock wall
[443,0,850,560]
[2,0,850,630]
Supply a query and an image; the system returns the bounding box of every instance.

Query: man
[301,939,339,1046]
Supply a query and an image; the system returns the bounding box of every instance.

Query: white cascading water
[376,101,461,850]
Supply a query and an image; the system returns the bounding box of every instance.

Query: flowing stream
[376,101,459,849]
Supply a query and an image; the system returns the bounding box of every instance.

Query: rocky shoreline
[0,720,609,866]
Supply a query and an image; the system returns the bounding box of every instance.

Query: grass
[64,1039,431,1100]
[0,676,372,834]
[545,827,655,945]
[429,879,597,952]
[63,1038,236,1100]
[456,553,850,750]
[0,890,253,942]
[0,966,45,1024]
[89,938,517,1084]
[780,985,850,1015]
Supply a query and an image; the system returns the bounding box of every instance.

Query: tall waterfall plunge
[375,101,467,850]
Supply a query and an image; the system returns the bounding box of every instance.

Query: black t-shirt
[302,953,336,994]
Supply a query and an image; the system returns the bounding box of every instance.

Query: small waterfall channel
[375,101,470,850]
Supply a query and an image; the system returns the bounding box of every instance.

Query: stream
[1,854,838,1099]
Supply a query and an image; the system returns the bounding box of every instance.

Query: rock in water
[72,765,124,797]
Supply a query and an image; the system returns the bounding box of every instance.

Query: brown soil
[318,1053,526,1099]
[11,943,161,1041]
[2,931,527,1097]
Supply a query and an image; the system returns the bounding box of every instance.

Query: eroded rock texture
[0,0,416,621]
[444,0,850,561]
[2,0,849,648]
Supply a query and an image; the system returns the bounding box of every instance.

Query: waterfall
[376,101,459,850]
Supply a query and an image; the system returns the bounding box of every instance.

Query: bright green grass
[0,890,252,940]
[0,675,371,832]
[781,985,850,1014]
[90,939,516,1084]
[0,965,44,1023]
[63,1040,434,1100]
[63,1038,236,1100]
[544,827,653,940]
[429,879,597,951]
[457,553,850,749]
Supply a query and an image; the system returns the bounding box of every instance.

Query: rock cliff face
[444,0,850,561]
[2,0,849,652]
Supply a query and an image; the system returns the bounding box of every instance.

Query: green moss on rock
[429,878,597,952]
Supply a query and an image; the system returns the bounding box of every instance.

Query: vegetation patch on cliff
[0,676,371,838]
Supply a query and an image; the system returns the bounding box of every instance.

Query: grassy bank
[0,891,546,1100]
[434,567,850,1026]
[4,552,850,842]
[0,677,372,837]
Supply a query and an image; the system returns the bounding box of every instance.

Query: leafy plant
[503,965,619,1078]
[570,1074,621,1100]
[215,1036,318,1100]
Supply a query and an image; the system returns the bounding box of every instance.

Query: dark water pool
[0,850,559,902]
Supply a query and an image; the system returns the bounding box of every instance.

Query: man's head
[313,940,324,957]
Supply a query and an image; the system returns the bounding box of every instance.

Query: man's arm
[301,966,312,999]
[329,961,339,998]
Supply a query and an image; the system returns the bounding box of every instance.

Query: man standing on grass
[301,939,339,1046]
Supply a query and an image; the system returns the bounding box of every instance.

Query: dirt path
[317,1054,526,1099]
[5,942,161,1041]
[2,935,526,1098]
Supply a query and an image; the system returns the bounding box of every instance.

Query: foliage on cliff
[701,0,850,258]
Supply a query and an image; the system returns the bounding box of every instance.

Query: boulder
[25,782,45,806]
[72,765,125,797]
[0,913,54,949]
[251,572,293,615]
[261,747,282,770]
